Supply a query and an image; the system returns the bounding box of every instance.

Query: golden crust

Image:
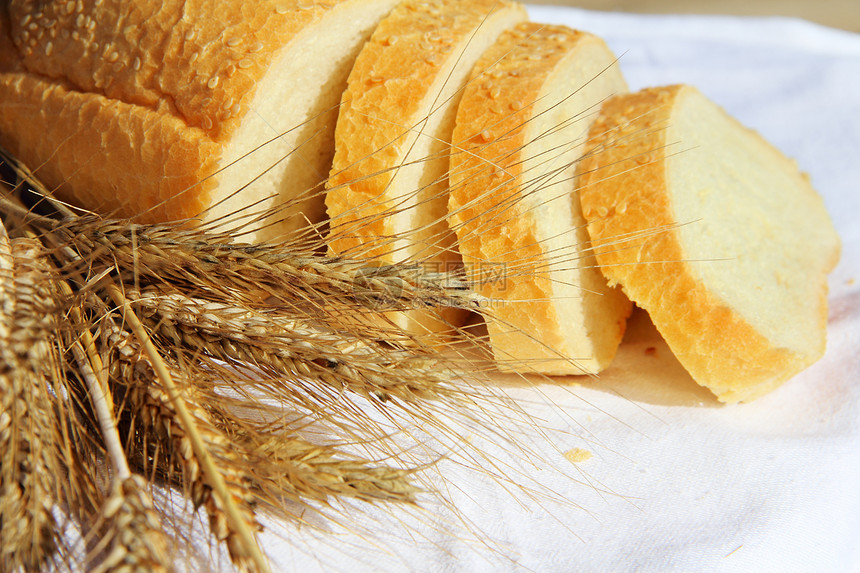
[325,0,527,258]
[0,70,220,222]
[448,23,631,373]
[7,0,349,140]
[0,0,395,229]
[577,85,834,402]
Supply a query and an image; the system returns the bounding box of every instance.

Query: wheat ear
[105,283,270,573]
[0,234,62,572]
[125,285,457,403]
[87,476,172,573]
[61,289,174,573]
[57,216,484,314]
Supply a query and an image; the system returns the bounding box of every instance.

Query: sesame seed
[202,116,213,130]
[231,103,241,115]
[221,96,235,111]
[75,14,84,27]
[45,41,53,56]
[226,37,242,48]
[106,51,119,63]
[132,57,141,70]
[249,41,264,52]
[184,29,195,41]
[237,58,253,69]
[275,3,290,14]
[207,76,219,89]
[19,14,31,27]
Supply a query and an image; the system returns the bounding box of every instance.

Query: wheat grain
[123,286,457,403]
[99,317,265,573]
[0,235,62,572]
[89,475,171,573]
[54,216,484,315]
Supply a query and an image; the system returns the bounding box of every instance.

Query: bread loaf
[447,23,631,374]
[577,85,840,402]
[324,0,527,333]
[0,0,401,242]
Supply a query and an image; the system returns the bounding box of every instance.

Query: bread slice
[324,0,527,334]
[447,23,632,375]
[578,85,841,402]
[0,0,401,242]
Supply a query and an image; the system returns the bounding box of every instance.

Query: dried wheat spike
[213,411,418,506]
[89,475,171,573]
[125,286,458,403]
[100,320,264,572]
[57,216,483,314]
[0,235,63,572]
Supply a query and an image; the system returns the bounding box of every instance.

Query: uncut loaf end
[0,0,401,243]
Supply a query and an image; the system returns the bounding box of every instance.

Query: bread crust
[7,0,345,139]
[324,0,526,333]
[325,0,527,259]
[448,23,631,374]
[1,0,397,233]
[578,85,839,402]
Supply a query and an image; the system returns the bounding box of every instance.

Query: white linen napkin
[263,8,860,572]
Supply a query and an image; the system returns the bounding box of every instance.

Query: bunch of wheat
[0,146,516,573]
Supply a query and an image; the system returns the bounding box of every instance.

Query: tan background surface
[529,0,860,32]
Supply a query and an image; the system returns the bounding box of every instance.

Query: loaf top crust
[7,0,360,139]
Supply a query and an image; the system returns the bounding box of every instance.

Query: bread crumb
[644,346,657,357]
[563,448,592,464]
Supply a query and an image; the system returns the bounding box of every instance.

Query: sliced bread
[324,0,527,334]
[577,85,841,402]
[447,23,632,374]
[0,0,401,242]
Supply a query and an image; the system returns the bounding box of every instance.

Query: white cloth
[264,8,860,572]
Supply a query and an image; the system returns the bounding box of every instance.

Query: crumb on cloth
[563,448,592,463]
